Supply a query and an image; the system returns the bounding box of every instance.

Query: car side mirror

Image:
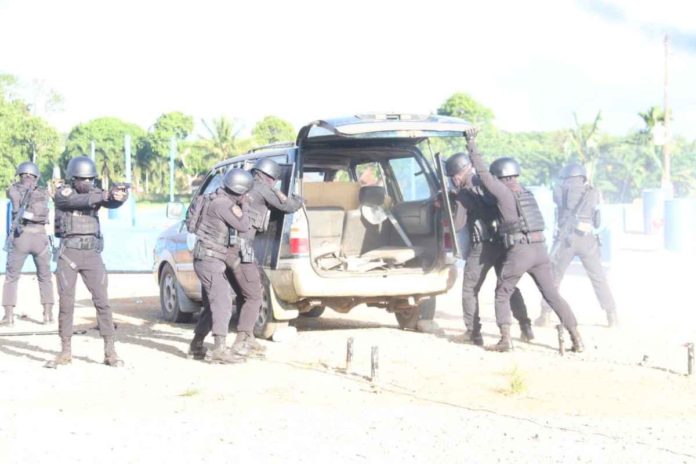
[166,202,185,220]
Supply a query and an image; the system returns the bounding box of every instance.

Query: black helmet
[16,161,40,178]
[224,168,254,195]
[560,162,587,179]
[66,156,97,180]
[445,152,471,176]
[490,157,520,178]
[252,158,281,180]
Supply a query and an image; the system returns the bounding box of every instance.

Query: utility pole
[662,34,673,196]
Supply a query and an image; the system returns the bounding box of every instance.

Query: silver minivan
[153,114,471,338]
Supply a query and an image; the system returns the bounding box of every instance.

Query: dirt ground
[1,244,696,463]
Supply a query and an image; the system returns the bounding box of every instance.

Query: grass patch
[504,365,527,396]
[178,388,201,397]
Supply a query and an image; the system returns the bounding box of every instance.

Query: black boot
[568,327,584,353]
[187,332,208,360]
[1,306,14,326]
[242,331,266,354]
[467,328,483,346]
[209,335,245,364]
[231,331,266,358]
[42,305,54,324]
[103,336,124,367]
[520,323,535,342]
[533,311,551,327]
[485,325,512,352]
[45,338,72,368]
[606,310,619,328]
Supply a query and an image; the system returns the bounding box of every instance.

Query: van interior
[301,147,443,274]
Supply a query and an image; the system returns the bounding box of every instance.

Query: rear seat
[342,186,423,265]
[303,182,360,258]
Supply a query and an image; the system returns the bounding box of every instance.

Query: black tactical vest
[55,209,100,238]
[9,183,50,225]
[241,180,271,240]
[561,184,594,224]
[194,191,234,260]
[515,189,545,233]
[498,188,545,246]
[462,184,498,243]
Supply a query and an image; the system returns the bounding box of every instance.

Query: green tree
[140,112,194,194]
[252,115,294,146]
[437,92,495,126]
[62,117,146,188]
[0,75,62,188]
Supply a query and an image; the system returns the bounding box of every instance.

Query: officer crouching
[46,156,129,368]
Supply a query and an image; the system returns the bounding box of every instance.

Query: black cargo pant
[496,242,577,329]
[193,246,263,336]
[2,230,54,307]
[193,256,234,337]
[227,261,263,333]
[56,247,114,339]
[462,240,530,331]
[541,232,616,314]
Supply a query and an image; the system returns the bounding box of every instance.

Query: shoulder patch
[61,187,73,196]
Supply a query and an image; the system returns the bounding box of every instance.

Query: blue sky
[1,0,694,138]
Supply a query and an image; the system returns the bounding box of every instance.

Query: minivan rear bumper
[270,259,457,302]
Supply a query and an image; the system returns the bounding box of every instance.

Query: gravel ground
[1,243,695,463]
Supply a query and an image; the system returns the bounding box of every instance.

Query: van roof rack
[247,141,295,153]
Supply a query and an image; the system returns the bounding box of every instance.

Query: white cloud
[0,0,694,137]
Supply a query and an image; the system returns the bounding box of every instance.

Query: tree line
[1,74,694,203]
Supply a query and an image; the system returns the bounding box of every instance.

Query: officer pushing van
[1,161,54,326]
[445,153,533,346]
[47,156,129,368]
[465,130,584,353]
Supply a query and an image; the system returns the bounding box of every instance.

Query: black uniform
[467,140,582,351]
[52,183,127,365]
[2,180,54,324]
[538,176,617,324]
[453,173,532,343]
[191,189,250,338]
[229,174,302,333]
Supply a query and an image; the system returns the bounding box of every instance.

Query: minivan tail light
[289,210,309,256]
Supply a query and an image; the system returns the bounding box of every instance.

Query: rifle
[3,185,36,252]
[549,187,592,260]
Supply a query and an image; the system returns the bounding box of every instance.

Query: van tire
[159,263,194,323]
[254,269,280,339]
[300,306,325,318]
[395,297,436,330]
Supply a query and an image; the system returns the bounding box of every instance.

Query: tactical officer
[228,158,302,356]
[535,163,618,327]
[446,153,533,346]
[465,131,584,353]
[187,168,253,364]
[1,161,54,326]
[47,156,128,368]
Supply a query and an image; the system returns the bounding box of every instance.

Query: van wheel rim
[163,273,177,314]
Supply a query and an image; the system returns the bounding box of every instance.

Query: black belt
[62,236,99,250]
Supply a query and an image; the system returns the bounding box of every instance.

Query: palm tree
[199,117,243,162]
[566,111,602,182]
